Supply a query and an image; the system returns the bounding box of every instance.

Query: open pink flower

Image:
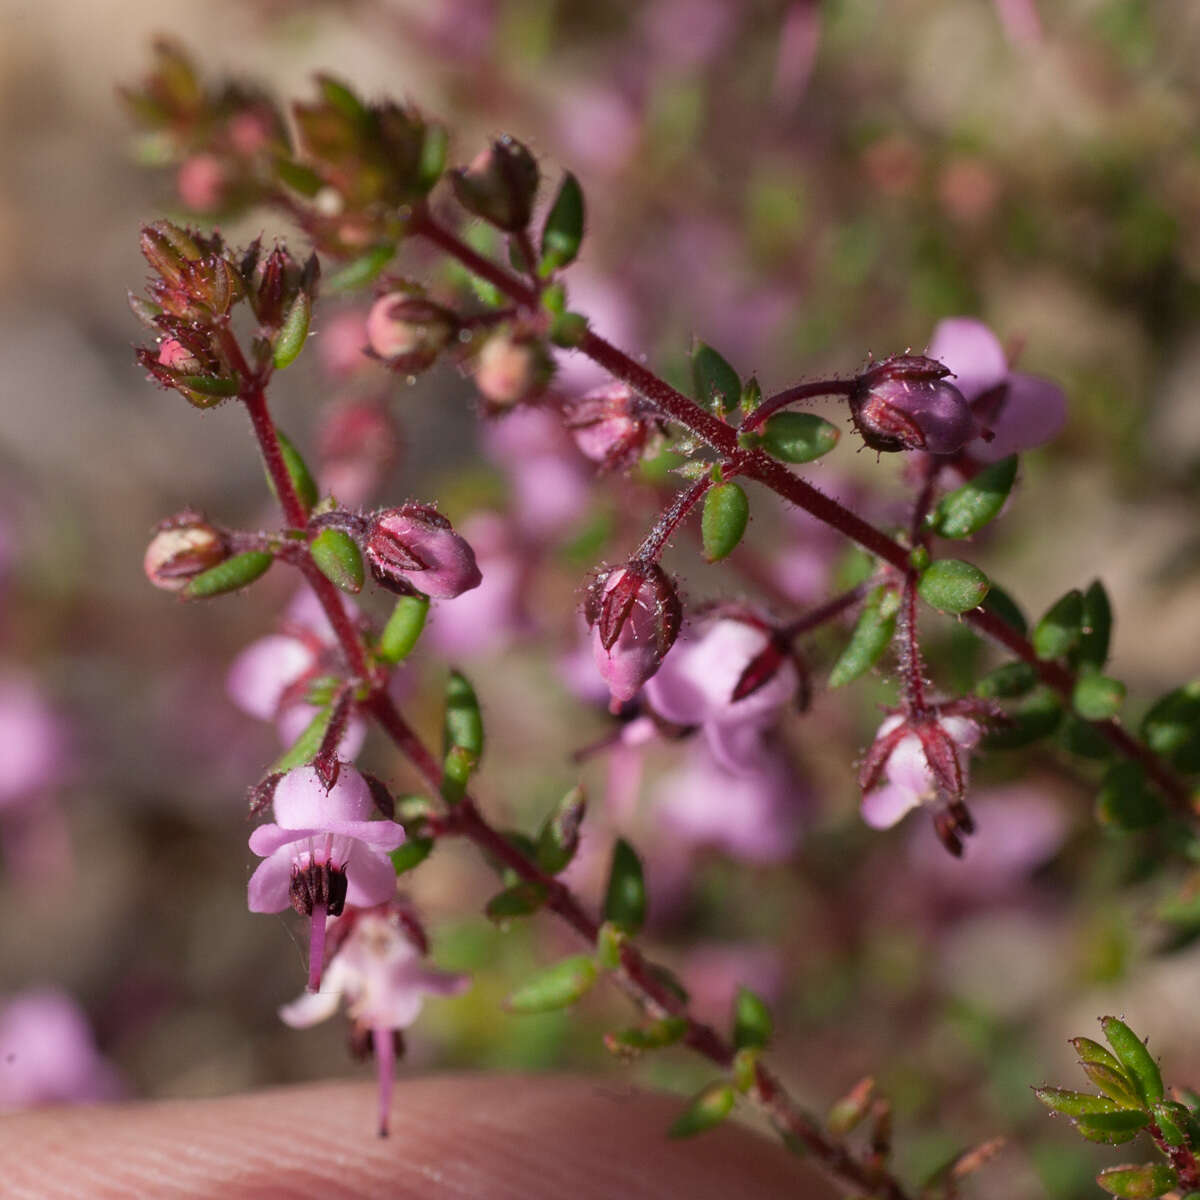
[926,318,1066,462]
[644,618,798,772]
[248,766,405,992]
[279,902,469,1135]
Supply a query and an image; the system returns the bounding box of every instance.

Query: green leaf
[184,550,273,598]
[273,290,311,369]
[1073,1037,1126,1074]
[417,124,448,193]
[1096,764,1164,831]
[1033,589,1084,660]
[595,920,626,970]
[443,671,484,760]
[390,837,433,875]
[981,584,1028,635]
[732,1047,760,1094]
[377,594,430,663]
[917,559,991,614]
[1034,1087,1133,1118]
[548,310,589,348]
[603,1017,688,1058]
[485,881,549,922]
[324,244,396,293]
[701,481,750,562]
[668,1082,736,1139]
[1151,1101,1190,1147]
[692,341,740,416]
[536,785,586,875]
[603,838,646,935]
[178,372,240,398]
[539,171,585,274]
[274,157,325,197]
[1076,579,1113,669]
[505,955,597,1013]
[317,74,368,124]
[975,660,1038,699]
[1059,713,1115,760]
[1073,672,1126,721]
[1096,1163,1177,1197]
[1073,1110,1151,1144]
[440,745,473,806]
[269,705,332,774]
[829,586,897,688]
[1101,1017,1165,1106]
[309,528,364,594]
[983,687,1062,750]
[929,455,1018,539]
[754,412,840,464]
[1080,1063,1142,1109]
[732,986,773,1050]
[1141,682,1200,768]
[268,429,319,517]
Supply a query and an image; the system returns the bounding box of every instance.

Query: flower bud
[177,154,228,212]
[474,328,554,411]
[563,383,660,470]
[586,563,681,705]
[365,293,457,373]
[365,504,482,599]
[849,355,976,454]
[144,513,228,591]
[450,136,539,231]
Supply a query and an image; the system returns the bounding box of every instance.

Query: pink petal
[861,783,921,829]
[247,848,294,913]
[278,988,342,1028]
[226,636,315,721]
[972,371,1066,461]
[272,766,372,828]
[345,843,400,908]
[926,318,1008,403]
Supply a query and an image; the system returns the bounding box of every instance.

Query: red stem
[741,378,856,433]
[635,477,713,562]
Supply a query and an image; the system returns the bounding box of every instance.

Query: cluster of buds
[585,561,682,708]
[858,699,1000,855]
[365,291,458,374]
[364,504,482,599]
[450,136,539,231]
[473,325,555,413]
[143,511,228,592]
[849,354,980,455]
[238,238,320,342]
[563,383,664,471]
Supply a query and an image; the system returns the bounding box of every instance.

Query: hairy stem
[741,378,856,433]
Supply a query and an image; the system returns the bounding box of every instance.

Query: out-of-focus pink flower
[993,0,1041,46]
[316,309,371,379]
[0,990,122,1110]
[226,588,368,758]
[0,675,64,808]
[653,741,806,862]
[426,513,527,658]
[641,0,738,70]
[926,318,1066,462]
[644,619,797,772]
[588,565,681,707]
[247,766,404,916]
[564,383,662,471]
[316,397,401,509]
[773,1,821,107]
[860,713,981,831]
[679,943,784,1031]
[555,85,641,175]
[553,273,639,395]
[365,505,482,599]
[177,154,227,212]
[279,901,469,1136]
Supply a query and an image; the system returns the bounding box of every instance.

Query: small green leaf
[267,429,319,517]
[310,528,364,594]
[603,838,646,935]
[317,74,368,123]
[668,1082,737,1139]
[505,955,598,1013]
[273,291,312,369]
[1034,1087,1132,1118]
[1141,682,1200,769]
[1073,1110,1151,1144]
[929,455,1018,539]
[1058,713,1115,760]
[1096,1163,1177,1198]
[324,244,395,293]
[1073,1037,1125,1073]
[975,660,1038,699]
[1073,672,1126,721]
[917,559,991,614]
[692,341,740,416]
[595,921,626,970]
[732,1047,760,1094]
[377,594,430,663]
[829,586,897,688]
[1081,1063,1142,1109]
[1096,763,1164,831]
[983,687,1062,750]
[1151,1101,1190,1147]
[755,412,841,464]
[603,1017,688,1057]
[178,373,241,398]
[417,125,448,193]
[184,550,273,598]
[1033,589,1084,660]
[539,171,585,274]
[390,837,433,875]
[536,785,586,875]
[1101,1017,1165,1106]
[274,157,324,197]
[485,881,549,922]
[270,705,332,774]
[548,310,589,348]
[1076,579,1113,669]
[443,671,484,760]
[440,745,473,806]
[732,986,773,1050]
[701,481,750,562]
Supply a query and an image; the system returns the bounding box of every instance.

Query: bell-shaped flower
[926,317,1066,462]
[643,618,798,773]
[849,355,977,455]
[279,902,469,1135]
[365,504,482,599]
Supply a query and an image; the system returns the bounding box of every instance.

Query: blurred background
[2,1,1200,1195]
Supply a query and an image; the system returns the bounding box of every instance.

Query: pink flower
[365,505,482,599]
[860,713,981,833]
[926,318,1066,462]
[226,589,368,758]
[247,765,405,917]
[279,901,469,1136]
[643,618,798,772]
[850,355,977,455]
[0,675,64,808]
[176,154,227,212]
[0,990,122,1110]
